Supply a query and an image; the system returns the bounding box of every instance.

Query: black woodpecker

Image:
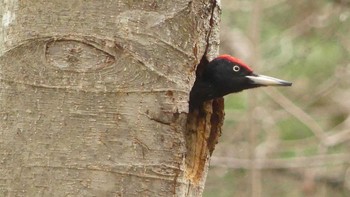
[190,54,292,109]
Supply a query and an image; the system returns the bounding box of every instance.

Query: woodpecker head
[190,54,292,107]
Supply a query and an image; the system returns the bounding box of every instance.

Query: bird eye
[233,65,240,72]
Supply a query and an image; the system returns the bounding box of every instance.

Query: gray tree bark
[0,0,221,196]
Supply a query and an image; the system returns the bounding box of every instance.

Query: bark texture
[0,0,221,196]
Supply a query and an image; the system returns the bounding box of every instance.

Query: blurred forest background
[204,0,350,196]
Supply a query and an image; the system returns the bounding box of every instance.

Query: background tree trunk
[0,1,220,196]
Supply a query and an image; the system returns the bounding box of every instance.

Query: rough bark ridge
[0,0,221,196]
[185,1,224,192]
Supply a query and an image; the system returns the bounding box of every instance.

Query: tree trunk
[0,1,221,196]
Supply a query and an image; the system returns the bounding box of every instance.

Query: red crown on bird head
[216,54,253,72]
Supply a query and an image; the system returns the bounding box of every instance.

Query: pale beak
[246,74,292,86]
